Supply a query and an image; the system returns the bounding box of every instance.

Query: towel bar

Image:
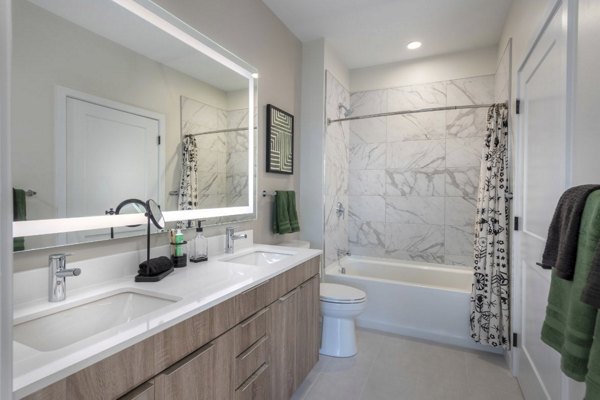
[25,189,36,197]
[261,190,276,197]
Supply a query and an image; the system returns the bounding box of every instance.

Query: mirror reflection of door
[62,94,163,243]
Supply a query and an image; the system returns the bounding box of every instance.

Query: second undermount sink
[14,290,178,352]
[223,251,294,267]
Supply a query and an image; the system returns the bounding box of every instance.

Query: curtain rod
[185,126,256,137]
[327,103,506,125]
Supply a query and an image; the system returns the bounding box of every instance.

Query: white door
[515,1,570,398]
[65,97,161,242]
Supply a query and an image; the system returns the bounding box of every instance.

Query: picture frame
[266,104,294,174]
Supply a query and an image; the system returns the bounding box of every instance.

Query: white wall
[299,39,326,249]
[350,46,498,92]
[572,0,600,185]
[14,0,302,271]
[0,0,11,396]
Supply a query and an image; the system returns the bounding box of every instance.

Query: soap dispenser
[190,220,208,263]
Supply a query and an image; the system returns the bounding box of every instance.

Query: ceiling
[262,0,513,69]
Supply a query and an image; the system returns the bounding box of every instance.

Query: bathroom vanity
[17,243,321,399]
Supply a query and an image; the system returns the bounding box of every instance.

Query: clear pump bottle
[190,220,208,262]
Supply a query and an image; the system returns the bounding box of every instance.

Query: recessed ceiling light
[407,41,422,50]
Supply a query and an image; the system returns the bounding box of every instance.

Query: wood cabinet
[24,256,320,400]
[269,288,299,400]
[269,274,321,399]
[295,275,320,385]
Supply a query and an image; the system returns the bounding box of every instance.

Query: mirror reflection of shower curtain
[469,103,510,349]
[178,136,199,210]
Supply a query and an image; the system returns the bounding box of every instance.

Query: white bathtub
[325,256,501,353]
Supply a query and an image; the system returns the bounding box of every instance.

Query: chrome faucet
[337,249,351,258]
[225,227,247,254]
[49,253,81,302]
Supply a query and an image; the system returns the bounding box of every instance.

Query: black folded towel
[542,185,600,280]
[138,256,173,276]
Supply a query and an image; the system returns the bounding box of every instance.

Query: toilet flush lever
[335,202,345,219]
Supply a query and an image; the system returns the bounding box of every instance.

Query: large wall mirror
[11,0,257,251]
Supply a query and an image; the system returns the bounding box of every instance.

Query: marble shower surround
[348,75,494,266]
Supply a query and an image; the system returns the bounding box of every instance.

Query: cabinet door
[268,288,298,400]
[154,329,233,400]
[295,276,320,387]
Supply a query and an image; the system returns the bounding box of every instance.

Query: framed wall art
[266,104,294,174]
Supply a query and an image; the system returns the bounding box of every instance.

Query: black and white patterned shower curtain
[178,136,199,210]
[469,104,510,349]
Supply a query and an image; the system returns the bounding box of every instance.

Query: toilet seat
[320,283,366,304]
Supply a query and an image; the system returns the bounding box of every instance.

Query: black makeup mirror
[146,199,165,230]
[135,199,173,282]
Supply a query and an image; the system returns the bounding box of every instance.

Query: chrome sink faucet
[225,227,247,254]
[49,253,81,302]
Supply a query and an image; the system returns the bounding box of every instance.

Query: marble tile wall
[324,71,350,266]
[180,97,249,209]
[347,75,494,266]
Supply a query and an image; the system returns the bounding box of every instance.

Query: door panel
[65,97,160,242]
[517,1,568,398]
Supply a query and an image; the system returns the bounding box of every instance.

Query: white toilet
[319,283,367,357]
[278,240,367,357]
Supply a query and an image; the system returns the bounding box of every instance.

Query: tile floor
[292,329,524,400]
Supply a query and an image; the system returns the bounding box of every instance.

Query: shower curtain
[469,103,510,349]
[178,136,199,210]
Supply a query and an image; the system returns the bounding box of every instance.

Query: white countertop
[12,236,321,398]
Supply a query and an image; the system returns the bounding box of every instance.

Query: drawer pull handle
[240,307,268,328]
[238,363,268,392]
[239,335,268,361]
[241,280,269,295]
[279,288,299,302]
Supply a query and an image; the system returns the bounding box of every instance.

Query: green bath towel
[273,191,291,234]
[288,191,300,233]
[541,190,600,381]
[13,188,26,251]
[585,311,600,399]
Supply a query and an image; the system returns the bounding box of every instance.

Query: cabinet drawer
[235,363,269,400]
[235,335,268,389]
[234,308,268,356]
[236,281,270,323]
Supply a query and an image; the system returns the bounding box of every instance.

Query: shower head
[338,103,354,118]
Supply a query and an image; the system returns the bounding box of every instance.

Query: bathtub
[325,256,501,353]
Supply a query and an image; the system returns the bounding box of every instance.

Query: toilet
[278,240,367,358]
[319,283,367,357]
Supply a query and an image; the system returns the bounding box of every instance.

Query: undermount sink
[14,290,178,352]
[223,251,294,267]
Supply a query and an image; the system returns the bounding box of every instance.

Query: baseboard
[356,317,503,354]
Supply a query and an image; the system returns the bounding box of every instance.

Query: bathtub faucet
[337,249,351,259]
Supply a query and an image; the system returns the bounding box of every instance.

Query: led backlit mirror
[12,0,257,250]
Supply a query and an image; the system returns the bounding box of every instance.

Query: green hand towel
[541,190,600,381]
[13,188,26,251]
[585,310,600,399]
[287,190,300,233]
[273,191,291,234]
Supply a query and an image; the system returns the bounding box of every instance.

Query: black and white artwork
[266,104,294,174]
